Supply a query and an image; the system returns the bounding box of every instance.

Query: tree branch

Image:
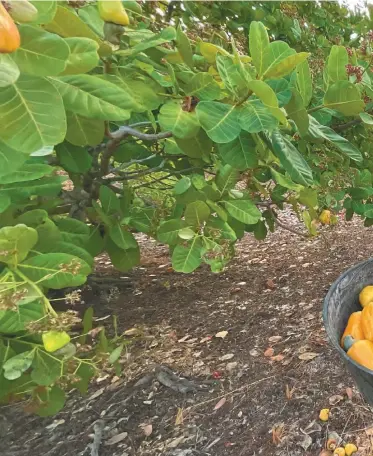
[275,218,309,238]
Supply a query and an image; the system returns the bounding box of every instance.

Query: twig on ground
[155,365,200,393]
[90,420,104,456]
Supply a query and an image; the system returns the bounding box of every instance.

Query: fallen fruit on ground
[344,443,358,456]
[319,408,330,421]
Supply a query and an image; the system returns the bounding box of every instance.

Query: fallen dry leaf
[346,387,353,400]
[272,424,285,445]
[285,384,295,400]
[123,328,141,337]
[220,353,234,361]
[200,336,212,343]
[142,424,153,437]
[266,279,276,289]
[329,394,344,406]
[268,335,282,343]
[271,354,285,362]
[249,348,259,357]
[365,426,373,436]
[215,330,228,339]
[298,352,319,361]
[178,334,191,343]
[214,397,227,410]
[175,408,184,426]
[105,432,128,445]
[166,436,185,449]
[264,347,275,357]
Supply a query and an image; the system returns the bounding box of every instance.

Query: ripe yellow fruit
[319,408,330,421]
[319,209,331,225]
[344,444,358,456]
[42,331,71,353]
[359,285,373,308]
[98,0,129,26]
[333,448,345,456]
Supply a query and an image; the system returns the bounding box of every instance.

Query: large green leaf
[100,186,120,215]
[118,27,176,56]
[249,21,270,76]
[29,0,57,24]
[271,130,313,186]
[47,241,94,267]
[0,55,20,88]
[61,37,99,75]
[0,75,66,154]
[172,237,202,273]
[109,223,138,250]
[239,102,278,133]
[308,116,362,163]
[215,164,239,194]
[0,224,38,266]
[159,101,200,139]
[31,351,61,386]
[196,102,240,143]
[266,78,292,107]
[296,60,312,107]
[157,219,183,245]
[0,176,64,201]
[56,142,92,173]
[128,207,155,233]
[285,89,309,136]
[176,26,194,69]
[3,351,35,380]
[0,142,27,177]
[261,41,295,78]
[216,55,248,98]
[44,6,111,56]
[224,200,262,224]
[106,237,140,271]
[248,80,287,124]
[1,164,52,184]
[36,385,66,417]
[327,45,348,84]
[185,73,221,101]
[53,216,90,247]
[0,300,44,334]
[12,25,70,77]
[51,75,134,121]
[175,130,212,159]
[18,253,91,289]
[65,112,104,147]
[323,81,364,116]
[0,194,10,214]
[219,132,258,170]
[184,201,210,226]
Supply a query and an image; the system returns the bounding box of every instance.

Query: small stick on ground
[90,420,104,456]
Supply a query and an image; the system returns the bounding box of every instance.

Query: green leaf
[174,177,191,195]
[271,130,313,186]
[172,237,202,273]
[118,27,176,56]
[0,224,38,266]
[247,80,287,124]
[17,209,48,226]
[159,101,200,139]
[285,89,309,136]
[36,385,66,417]
[0,142,27,177]
[261,41,295,78]
[360,112,373,125]
[100,186,120,215]
[106,237,140,271]
[0,176,65,200]
[0,75,66,154]
[299,188,318,209]
[308,117,362,163]
[239,102,278,133]
[44,6,111,56]
[296,60,312,107]
[29,0,57,24]
[18,253,91,289]
[0,194,10,214]
[31,351,61,386]
[66,112,104,147]
[327,45,348,84]
[176,26,194,69]
[178,227,195,240]
[0,300,44,333]
[185,73,221,101]
[56,142,92,173]
[219,132,258,170]
[1,164,52,184]
[53,216,90,247]
[51,75,133,121]
[184,201,211,226]
[324,81,364,116]
[175,130,212,159]
[34,218,62,251]
[196,102,240,143]
[249,21,270,76]
[157,219,183,245]
[109,224,138,250]
[215,164,239,194]
[84,226,104,257]
[263,45,310,79]
[0,55,20,87]
[3,351,35,380]
[254,220,267,240]
[12,25,70,77]
[270,168,303,190]
[47,241,94,267]
[61,37,99,75]
[80,307,93,345]
[75,363,95,394]
[109,344,124,364]
[206,216,236,240]
[224,200,262,224]
[266,78,292,107]
[216,55,248,98]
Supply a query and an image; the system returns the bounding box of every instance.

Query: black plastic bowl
[324,258,373,404]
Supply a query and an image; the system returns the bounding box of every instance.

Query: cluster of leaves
[2,0,373,413]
